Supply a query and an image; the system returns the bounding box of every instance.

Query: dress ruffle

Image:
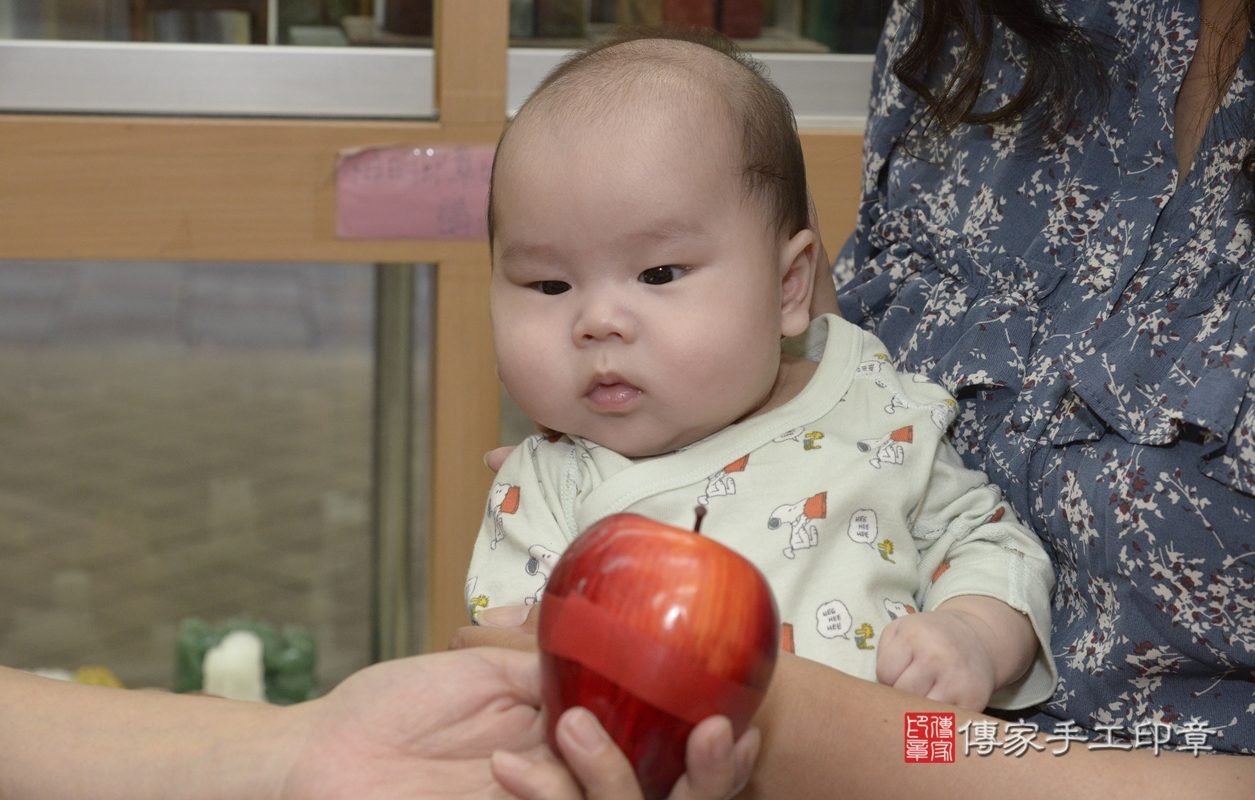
[1061,291,1255,492]
[843,207,1064,400]
[1063,291,1244,435]
[842,210,1255,496]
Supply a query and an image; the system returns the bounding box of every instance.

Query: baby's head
[489,29,819,457]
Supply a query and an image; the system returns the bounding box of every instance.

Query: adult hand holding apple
[490,709,761,800]
[538,512,780,800]
[452,603,762,800]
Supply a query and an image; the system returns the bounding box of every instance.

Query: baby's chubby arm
[881,443,1055,712]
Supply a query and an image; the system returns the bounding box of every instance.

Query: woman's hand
[282,648,549,799]
[491,709,759,800]
[487,420,562,472]
[485,446,517,473]
[452,606,758,799]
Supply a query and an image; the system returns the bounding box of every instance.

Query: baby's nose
[572,297,635,343]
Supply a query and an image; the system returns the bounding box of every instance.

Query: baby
[466,29,1055,712]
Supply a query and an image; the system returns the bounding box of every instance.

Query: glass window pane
[510,0,891,54]
[0,260,428,694]
[0,0,435,48]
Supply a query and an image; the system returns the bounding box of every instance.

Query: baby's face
[490,94,794,457]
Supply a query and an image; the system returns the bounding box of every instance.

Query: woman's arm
[455,616,1254,798]
[0,646,751,800]
[0,664,297,799]
[745,654,1255,800]
[0,650,558,800]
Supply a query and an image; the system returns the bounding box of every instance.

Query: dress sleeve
[909,443,1058,710]
[463,437,579,622]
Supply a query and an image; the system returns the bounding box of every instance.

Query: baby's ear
[779,228,819,338]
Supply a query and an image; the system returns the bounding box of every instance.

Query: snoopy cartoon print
[773,427,805,444]
[857,425,912,469]
[525,436,551,500]
[816,599,852,639]
[854,353,892,377]
[884,391,910,415]
[524,544,560,605]
[697,454,750,506]
[908,374,958,429]
[575,437,604,461]
[883,598,917,620]
[486,482,521,549]
[770,491,828,559]
[928,399,958,430]
[465,577,489,617]
[773,427,824,450]
[876,384,956,431]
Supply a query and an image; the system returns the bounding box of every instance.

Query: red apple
[538,512,779,800]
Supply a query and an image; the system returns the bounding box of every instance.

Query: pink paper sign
[335,144,495,241]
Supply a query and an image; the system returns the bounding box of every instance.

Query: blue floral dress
[837,0,1255,753]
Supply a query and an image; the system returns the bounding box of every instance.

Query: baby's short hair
[488,27,809,242]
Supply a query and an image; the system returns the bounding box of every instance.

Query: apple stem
[693,505,706,534]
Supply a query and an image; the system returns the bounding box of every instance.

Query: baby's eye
[639,266,685,285]
[530,280,571,295]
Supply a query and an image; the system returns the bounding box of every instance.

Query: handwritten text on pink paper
[336,145,494,241]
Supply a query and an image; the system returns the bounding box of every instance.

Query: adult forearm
[742,654,1255,800]
[0,666,302,800]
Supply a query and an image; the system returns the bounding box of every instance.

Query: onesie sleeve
[909,442,1057,710]
[463,436,580,623]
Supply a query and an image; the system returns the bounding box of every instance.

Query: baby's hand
[875,609,999,712]
[485,424,562,472]
[484,445,516,472]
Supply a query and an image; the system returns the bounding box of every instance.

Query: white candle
[202,630,266,702]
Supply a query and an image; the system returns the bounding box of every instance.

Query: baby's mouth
[585,375,641,412]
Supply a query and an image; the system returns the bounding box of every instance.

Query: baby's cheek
[497,351,553,408]
[495,319,558,380]
[680,342,778,407]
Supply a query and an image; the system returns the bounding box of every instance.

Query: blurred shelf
[341,16,431,47]
[509,23,829,53]
[340,17,827,53]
